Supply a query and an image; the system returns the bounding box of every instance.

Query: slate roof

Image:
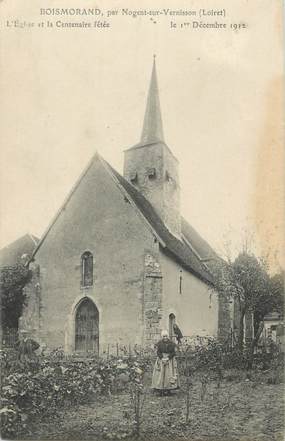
[105,160,214,284]
[140,56,165,146]
[0,234,39,267]
[181,218,217,262]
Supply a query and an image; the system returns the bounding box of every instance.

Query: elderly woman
[152,330,180,395]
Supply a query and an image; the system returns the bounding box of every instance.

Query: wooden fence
[1,330,283,356]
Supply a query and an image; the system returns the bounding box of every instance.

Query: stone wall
[143,253,163,345]
[124,143,164,215]
[160,252,219,338]
[22,152,221,352]
[19,262,42,340]
[217,295,232,342]
[162,146,181,237]
[31,156,160,352]
[123,142,181,237]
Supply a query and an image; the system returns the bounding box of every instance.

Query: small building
[262,311,284,350]
[0,234,38,267]
[20,60,228,354]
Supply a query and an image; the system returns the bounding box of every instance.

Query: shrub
[180,337,224,379]
[0,349,146,438]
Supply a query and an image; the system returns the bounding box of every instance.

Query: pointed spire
[140,55,165,144]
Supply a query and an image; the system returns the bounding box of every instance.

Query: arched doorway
[169,313,176,341]
[75,298,99,354]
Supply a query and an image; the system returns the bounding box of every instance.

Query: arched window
[81,251,93,287]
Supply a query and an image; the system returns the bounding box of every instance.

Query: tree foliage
[211,252,284,350]
[0,264,32,329]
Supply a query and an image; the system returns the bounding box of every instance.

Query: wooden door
[75,299,99,354]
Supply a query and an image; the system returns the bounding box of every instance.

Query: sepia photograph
[0,1,284,440]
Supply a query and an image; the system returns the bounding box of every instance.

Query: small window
[147,168,156,180]
[81,251,93,287]
[130,172,138,184]
[165,171,176,186]
[179,270,183,294]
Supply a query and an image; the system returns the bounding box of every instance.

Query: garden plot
[23,374,284,441]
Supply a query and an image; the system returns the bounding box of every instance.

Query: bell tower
[123,57,181,238]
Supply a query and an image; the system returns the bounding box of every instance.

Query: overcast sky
[0,0,284,268]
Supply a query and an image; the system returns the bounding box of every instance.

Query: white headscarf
[161,330,169,337]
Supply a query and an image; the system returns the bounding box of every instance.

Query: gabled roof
[32,153,214,285]
[0,234,39,267]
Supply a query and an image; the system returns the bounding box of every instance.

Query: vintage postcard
[0,0,284,440]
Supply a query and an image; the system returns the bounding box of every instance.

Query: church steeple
[124,58,181,238]
[140,56,164,145]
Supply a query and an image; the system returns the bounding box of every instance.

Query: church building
[21,59,227,354]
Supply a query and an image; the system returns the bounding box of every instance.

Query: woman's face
[162,335,168,341]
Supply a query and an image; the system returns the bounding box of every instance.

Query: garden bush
[1,339,283,438]
[0,349,147,438]
[179,336,284,387]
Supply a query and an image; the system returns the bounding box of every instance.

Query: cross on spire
[140,56,165,144]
